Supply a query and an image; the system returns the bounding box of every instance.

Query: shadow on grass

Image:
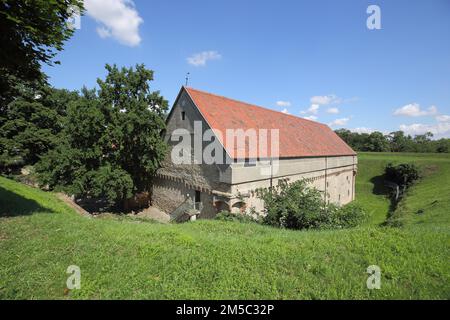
[369,174,398,224]
[370,174,388,195]
[0,186,53,217]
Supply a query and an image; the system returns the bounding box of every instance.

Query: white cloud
[436,115,450,122]
[428,105,438,114]
[301,94,348,115]
[85,0,143,47]
[350,127,375,134]
[399,121,450,138]
[329,117,350,127]
[281,108,290,114]
[303,115,318,121]
[310,94,341,105]
[309,104,319,114]
[187,51,222,67]
[276,101,291,107]
[327,107,339,114]
[394,103,438,117]
[302,103,320,114]
[96,26,111,38]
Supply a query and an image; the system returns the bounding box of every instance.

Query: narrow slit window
[195,190,201,203]
[181,111,186,120]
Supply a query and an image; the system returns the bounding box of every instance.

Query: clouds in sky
[300,103,320,115]
[85,0,143,46]
[399,122,450,138]
[436,115,450,122]
[329,117,350,127]
[276,101,291,107]
[327,107,339,114]
[310,94,341,105]
[350,127,376,134]
[301,94,345,116]
[187,51,222,67]
[299,94,348,126]
[306,104,320,114]
[303,115,318,121]
[393,103,437,117]
[281,108,290,114]
[393,103,450,138]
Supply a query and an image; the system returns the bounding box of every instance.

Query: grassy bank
[0,153,449,299]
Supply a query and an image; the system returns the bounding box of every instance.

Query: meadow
[0,152,449,299]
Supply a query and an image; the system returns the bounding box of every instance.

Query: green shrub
[332,203,367,228]
[257,180,366,230]
[385,163,420,189]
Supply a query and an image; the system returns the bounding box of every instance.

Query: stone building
[152,87,357,219]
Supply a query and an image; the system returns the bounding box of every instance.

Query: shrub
[385,163,420,190]
[332,203,367,228]
[257,180,366,230]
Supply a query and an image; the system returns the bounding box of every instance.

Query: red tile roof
[185,87,356,159]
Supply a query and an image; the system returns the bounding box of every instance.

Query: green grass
[355,152,450,226]
[0,153,449,299]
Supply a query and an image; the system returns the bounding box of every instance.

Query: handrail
[170,198,202,222]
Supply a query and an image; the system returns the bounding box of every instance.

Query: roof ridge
[185,87,326,127]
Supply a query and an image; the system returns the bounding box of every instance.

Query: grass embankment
[0,153,449,299]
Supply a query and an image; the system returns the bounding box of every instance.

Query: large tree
[388,131,411,152]
[0,85,79,171]
[36,65,168,208]
[0,0,83,105]
[366,131,390,152]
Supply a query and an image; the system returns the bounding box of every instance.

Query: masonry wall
[152,88,357,219]
[229,155,357,213]
[152,89,231,218]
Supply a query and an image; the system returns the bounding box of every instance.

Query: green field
[0,152,449,299]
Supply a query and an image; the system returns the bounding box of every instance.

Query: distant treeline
[335,129,450,153]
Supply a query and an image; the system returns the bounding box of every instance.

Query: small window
[181,111,186,120]
[195,190,201,203]
[244,158,257,167]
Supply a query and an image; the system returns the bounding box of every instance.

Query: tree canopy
[0,85,79,171]
[335,129,450,153]
[0,0,83,104]
[36,64,169,208]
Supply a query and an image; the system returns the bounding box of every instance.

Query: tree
[36,64,168,208]
[0,85,79,172]
[388,131,410,152]
[0,0,84,105]
[366,132,389,152]
[335,129,354,149]
[435,139,450,153]
[413,132,434,152]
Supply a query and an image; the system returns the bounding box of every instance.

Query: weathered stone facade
[152,87,357,218]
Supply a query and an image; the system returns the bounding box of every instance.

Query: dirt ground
[55,193,170,223]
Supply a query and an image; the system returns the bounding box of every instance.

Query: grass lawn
[0,152,449,299]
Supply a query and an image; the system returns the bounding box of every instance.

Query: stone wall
[152,88,357,219]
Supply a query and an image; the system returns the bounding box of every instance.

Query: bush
[257,180,366,230]
[385,163,420,189]
[332,203,367,228]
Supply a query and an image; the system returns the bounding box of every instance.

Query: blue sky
[43,0,450,138]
